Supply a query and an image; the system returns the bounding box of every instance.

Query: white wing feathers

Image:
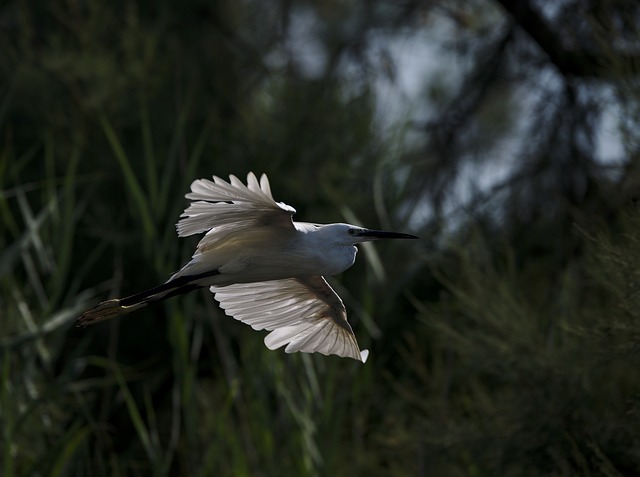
[211,276,369,362]
[177,172,295,238]
[176,172,368,362]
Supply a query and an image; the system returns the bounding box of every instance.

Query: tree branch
[495,0,638,79]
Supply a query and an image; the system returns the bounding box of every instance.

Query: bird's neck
[301,229,357,276]
[323,244,357,276]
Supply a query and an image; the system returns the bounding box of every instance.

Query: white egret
[77,172,418,362]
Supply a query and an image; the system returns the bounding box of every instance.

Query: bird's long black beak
[358,229,419,240]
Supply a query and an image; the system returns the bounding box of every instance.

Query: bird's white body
[172,222,358,287]
[78,172,417,362]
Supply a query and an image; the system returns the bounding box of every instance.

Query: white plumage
[77,172,417,363]
[213,277,368,362]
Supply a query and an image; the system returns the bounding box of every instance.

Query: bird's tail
[76,269,220,327]
[75,298,146,326]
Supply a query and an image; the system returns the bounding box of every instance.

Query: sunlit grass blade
[0,301,89,353]
[64,238,110,299]
[164,305,190,471]
[339,205,386,283]
[328,278,381,339]
[156,91,193,218]
[87,357,163,474]
[0,144,41,238]
[11,287,52,367]
[0,196,55,278]
[158,115,212,273]
[16,189,53,275]
[140,101,159,213]
[277,381,322,474]
[48,424,91,477]
[99,113,155,241]
[46,145,81,309]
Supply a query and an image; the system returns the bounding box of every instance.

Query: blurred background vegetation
[2,0,640,475]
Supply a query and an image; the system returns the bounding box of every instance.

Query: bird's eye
[348,229,356,235]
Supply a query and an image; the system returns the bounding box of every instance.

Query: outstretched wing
[211,276,369,362]
[176,172,295,249]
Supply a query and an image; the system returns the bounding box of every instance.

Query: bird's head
[322,223,419,245]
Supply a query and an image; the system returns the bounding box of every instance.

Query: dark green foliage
[380,220,640,476]
[2,0,640,476]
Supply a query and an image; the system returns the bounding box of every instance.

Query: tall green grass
[5,105,640,476]
[1,35,409,477]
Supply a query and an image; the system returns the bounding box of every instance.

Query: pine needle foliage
[379,215,640,476]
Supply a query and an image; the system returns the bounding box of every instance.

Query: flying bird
[77,172,418,362]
